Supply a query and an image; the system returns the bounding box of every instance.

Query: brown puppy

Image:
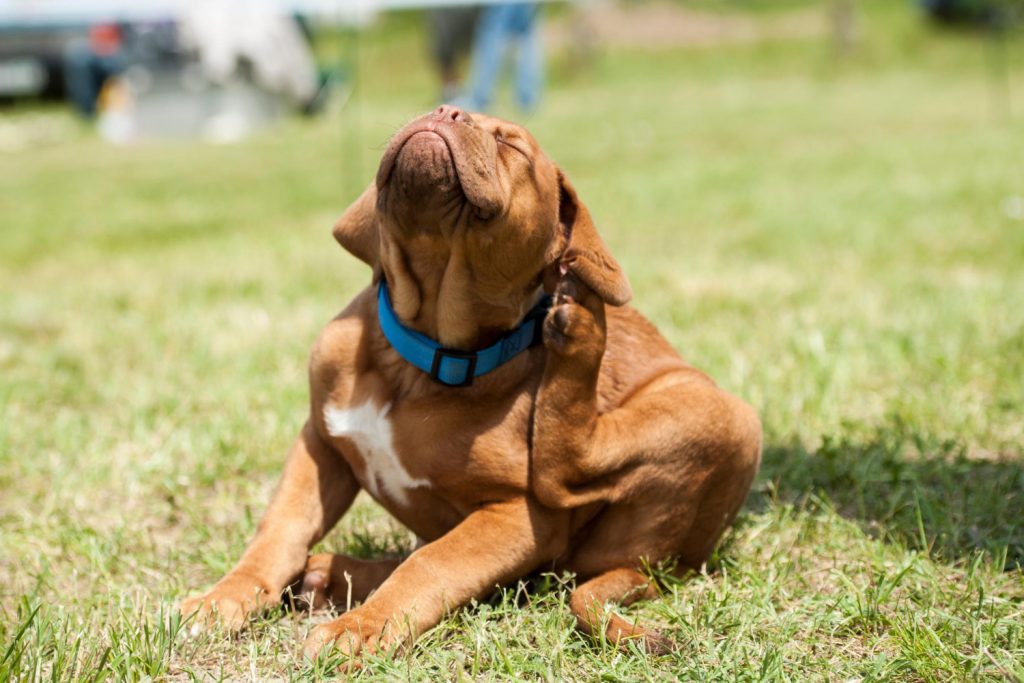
[180,106,762,660]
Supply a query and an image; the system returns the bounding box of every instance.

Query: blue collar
[377,281,552,387]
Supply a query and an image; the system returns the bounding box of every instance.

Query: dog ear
[557,170,632,306]
[332,184,380,269]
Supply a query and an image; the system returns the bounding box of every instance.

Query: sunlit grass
[1,1,1023,679]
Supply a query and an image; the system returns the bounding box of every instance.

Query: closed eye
[496,135,530,160]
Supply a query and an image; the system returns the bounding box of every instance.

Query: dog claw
[557,275,579,302]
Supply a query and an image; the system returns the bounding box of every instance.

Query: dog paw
[543,275,606,360]
[603,614,677,656]
[178,574,275,636]
[302,608,397,663]
[640,629,677,656]
[296,553,335,611]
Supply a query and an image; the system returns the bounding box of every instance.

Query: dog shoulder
[308,287,377,401]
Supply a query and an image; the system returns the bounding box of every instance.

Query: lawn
[1,2,1023,680]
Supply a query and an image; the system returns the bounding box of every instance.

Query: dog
[180,106,762,660]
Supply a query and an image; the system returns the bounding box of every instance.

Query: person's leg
[511,4,543,111]
[429,8,480,103]
[63,40,101,117]
[64,41,127,118]
[462,5,512,111]
[428,9,458,101]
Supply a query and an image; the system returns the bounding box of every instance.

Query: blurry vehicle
[0,22,83,100]
[1,6,330,143]
[0,19,178,105]
[91,9,328,143]
[921,0,1023,27]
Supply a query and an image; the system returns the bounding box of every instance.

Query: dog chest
[322,401,430,506]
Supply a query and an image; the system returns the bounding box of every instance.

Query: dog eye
[496,135,528,159]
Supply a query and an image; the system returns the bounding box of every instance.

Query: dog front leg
[180,419,358,632]
[302,499,565,661]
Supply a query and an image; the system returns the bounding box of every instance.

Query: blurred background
[2,0,1022,167]
[3,0,1022,457]
[1,0,1024,677]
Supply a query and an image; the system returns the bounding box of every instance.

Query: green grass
[2,2,1023,680]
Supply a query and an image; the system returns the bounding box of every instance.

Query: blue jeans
[63,40,125,118]
[461,3,542,111]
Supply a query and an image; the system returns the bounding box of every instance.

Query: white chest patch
[323,401,429,506]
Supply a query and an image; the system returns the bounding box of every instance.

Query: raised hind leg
[533,275,762,513]
[537,275,762,653]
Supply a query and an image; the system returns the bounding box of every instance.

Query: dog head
[333,106,631,348]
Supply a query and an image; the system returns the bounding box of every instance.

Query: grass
[1,1,1023,680]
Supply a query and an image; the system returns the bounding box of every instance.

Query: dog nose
[434,105,472,124]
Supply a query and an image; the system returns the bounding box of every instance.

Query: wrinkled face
[333,107,630,349]
[375,107,563,345]
[377,107,555,227]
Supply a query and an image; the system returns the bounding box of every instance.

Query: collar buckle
[430,348,478,387]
